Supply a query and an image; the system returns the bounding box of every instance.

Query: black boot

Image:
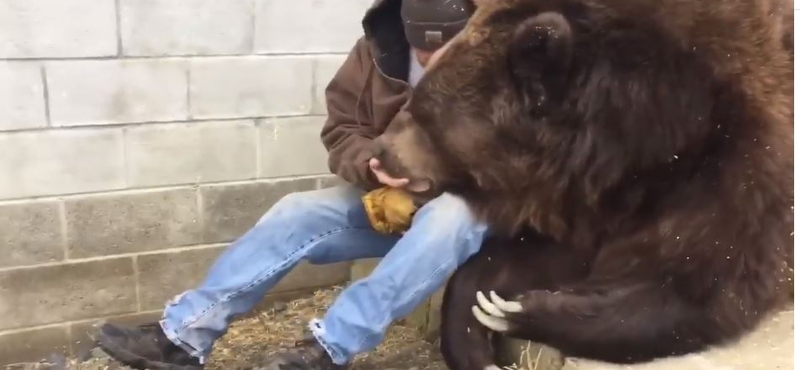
[255,335,348,370]
[96,322,203,370]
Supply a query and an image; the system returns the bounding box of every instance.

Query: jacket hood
[361,0,410,81]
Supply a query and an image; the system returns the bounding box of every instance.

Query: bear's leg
[440,264,501,370]
[440,236,585,370]
[472,280,719,363]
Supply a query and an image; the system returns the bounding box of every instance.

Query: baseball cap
[400,0,474,51]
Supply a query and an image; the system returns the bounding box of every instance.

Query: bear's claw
[489,291,523,313]
[476,290,507,317]
[472,304,510,332]
[472,291,523,332]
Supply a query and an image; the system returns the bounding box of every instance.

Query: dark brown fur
[373,0,793,368]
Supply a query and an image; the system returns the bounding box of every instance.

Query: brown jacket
[320,0,413,190]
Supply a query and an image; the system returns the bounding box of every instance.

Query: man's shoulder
[350,35,374,59]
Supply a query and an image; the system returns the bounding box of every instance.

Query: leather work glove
[362,186,419,234]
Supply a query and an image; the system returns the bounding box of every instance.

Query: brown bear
[371,0,794,369]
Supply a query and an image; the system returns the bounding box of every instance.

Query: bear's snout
[372,135,412,180]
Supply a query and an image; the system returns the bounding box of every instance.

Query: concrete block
[137,246,226,310]
[65,189,202,258]
[274,261,351,294]
[258,116,329,178]
[69,311,162,358]
[0,257,137,330]
[317,175,347,189]
[0,200,63,268]
[311,55,347,115]
[254,0,373,53]
[0,326,70,366]
[0,62,47,131]
[126,120,258,187]
[190,56,313,119]
[350,258,381,281]
[0,0,116,58]
[425,288,446,341]
[0,129,125,200]
[405,297,432,333]
[137,246,350,311]
[120,0,253,56]
[200,178,317,243]
[47,59,188,126]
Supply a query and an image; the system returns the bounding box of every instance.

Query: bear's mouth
[373,144,434,194]
[405,178,432,193]
[404,179,442,207]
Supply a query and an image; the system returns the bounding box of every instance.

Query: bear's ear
[507,12,573,96]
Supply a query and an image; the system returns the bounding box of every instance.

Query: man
[96,1,484,369]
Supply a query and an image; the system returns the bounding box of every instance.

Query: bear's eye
[519,82,548,115]
[534,89,546,108]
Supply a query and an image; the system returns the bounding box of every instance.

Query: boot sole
[97,331,203,370]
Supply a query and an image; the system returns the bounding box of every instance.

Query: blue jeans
[158,185,488,365]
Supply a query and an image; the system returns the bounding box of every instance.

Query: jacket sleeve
[320,37,383,191]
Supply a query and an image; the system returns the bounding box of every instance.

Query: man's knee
[256,190,309,225]
[416,192,476,225]
[415,193,487,241]
[274,189,321,212]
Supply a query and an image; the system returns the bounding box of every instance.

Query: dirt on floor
[5,286,450,370]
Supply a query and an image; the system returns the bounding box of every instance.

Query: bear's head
[372,0,791,236]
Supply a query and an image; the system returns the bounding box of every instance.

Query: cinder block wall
[0,0,374,364]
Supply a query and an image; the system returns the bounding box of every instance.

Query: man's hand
[369,158,410,188]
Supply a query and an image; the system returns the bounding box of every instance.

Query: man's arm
[320,37,383,190]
